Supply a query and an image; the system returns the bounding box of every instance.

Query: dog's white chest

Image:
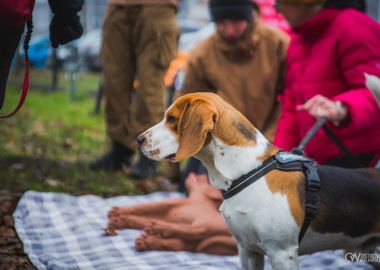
[219,178,300,252]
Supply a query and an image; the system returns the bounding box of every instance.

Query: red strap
[368,151,380,168]
[0,48,29,118]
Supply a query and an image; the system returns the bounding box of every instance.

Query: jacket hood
[292,8,340,38]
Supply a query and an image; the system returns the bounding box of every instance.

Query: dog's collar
[220,152,317,199]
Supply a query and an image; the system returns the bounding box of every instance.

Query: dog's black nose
[137,135,146,145]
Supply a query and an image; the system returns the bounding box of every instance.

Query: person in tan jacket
[90,0,180,178]
[175,0,289,190]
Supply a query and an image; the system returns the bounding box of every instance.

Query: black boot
[129,152,157,179]
[89,141,133,171]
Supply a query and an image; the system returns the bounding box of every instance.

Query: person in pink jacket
[273,0,380,168]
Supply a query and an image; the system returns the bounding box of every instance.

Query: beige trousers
[101,4,179,150]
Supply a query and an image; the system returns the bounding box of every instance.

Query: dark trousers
[0,25,24,109]
[101,5,179,150]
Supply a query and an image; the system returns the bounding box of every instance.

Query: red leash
[0,48,29,118]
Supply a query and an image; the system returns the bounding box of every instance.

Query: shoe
[129,153,157,179]
[89,141,133,171]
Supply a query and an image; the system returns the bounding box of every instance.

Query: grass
[0,68,176,197]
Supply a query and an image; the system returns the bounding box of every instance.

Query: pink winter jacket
[273,8,380,165]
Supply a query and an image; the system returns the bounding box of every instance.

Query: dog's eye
[167,115,175,124]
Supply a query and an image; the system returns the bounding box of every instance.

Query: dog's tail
[365,73,380,107]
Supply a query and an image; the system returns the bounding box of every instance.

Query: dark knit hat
[209,0,254,21]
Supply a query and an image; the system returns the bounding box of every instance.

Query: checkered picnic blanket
[13,191,372,270]
[13,191,241,270]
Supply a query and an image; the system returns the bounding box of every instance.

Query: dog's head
[137,92,261,162]
[137,93,220,162]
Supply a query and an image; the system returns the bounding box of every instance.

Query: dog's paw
[135,233,186,252]
[135,234,159,251]
[143,221,173,238]
[107,206,134,218]
[107,215,138,231]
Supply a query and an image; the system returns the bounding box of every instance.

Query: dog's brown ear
[175,100,217,161]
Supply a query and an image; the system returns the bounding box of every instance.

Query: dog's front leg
[238,244,264,270]
[267,246,299,270]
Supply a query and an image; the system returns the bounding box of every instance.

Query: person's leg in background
[0,25,25,110]
[128,5,179,179]
[90,5,136,170]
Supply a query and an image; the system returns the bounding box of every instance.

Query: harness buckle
[307,179,320,192]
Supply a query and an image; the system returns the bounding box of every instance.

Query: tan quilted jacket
[180,12,290,142]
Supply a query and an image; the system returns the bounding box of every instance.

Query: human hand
[49,14,83,49]
[296,94,349,126]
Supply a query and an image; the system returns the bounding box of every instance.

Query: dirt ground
[0,190,36,270]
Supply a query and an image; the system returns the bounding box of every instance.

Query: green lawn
[0,68,174,197]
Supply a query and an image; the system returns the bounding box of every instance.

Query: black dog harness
[220,151,320,243]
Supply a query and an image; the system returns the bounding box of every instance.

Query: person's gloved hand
[49,14,83,49]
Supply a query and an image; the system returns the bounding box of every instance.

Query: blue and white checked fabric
[13,191,373,270]
[13,191,241,270]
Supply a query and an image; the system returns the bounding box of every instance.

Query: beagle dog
[137,91,380,270]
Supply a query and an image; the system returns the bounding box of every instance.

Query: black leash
[292,117,362,167]
[321,124,363,167]
[291,117,327,156]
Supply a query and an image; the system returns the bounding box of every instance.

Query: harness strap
[221,157,278,199]
[273,153,320,242]
[298,162,320,243]
[221,152,320,244]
